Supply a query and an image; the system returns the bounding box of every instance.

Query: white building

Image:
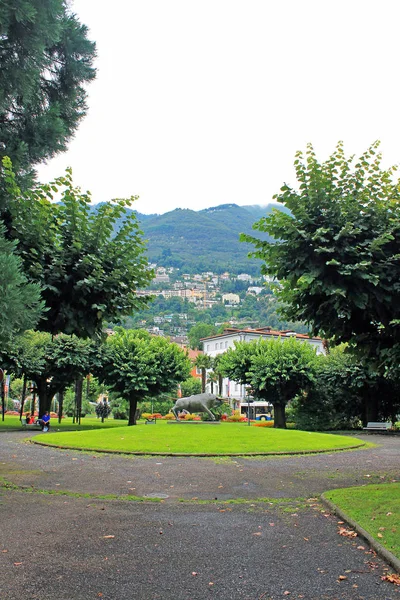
[201,326,325,404]
[222,293,240,305]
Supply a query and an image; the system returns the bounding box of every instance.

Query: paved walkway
[0,431,399,599]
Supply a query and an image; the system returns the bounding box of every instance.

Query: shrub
[253,420,274,427]
[141,413,153,421]
[183,413,201,421]
[163,413,176,420]
[227,410,246,422]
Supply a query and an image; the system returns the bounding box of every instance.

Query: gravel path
[0,431,399,599]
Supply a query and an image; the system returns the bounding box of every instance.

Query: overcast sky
[37,0,400,215]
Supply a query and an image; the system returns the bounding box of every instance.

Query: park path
[0,431,399,599]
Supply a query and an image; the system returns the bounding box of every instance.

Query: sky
[37,0,400,215]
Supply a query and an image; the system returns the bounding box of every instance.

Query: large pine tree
[0,0,96,182]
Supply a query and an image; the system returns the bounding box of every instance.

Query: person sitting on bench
[25,412,35,424]
[38,411,51,431]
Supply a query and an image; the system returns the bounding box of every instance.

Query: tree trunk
[273,402,287,429]
[362,394,378,427]
[58,391,64,424]
[75,378,83,425]
[19,375,28,421]
[218,374,223,396]
[128,397,139,425]
[201,368,206,393]
[36,377,50,416]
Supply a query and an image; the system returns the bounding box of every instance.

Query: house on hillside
[201,326,325,406]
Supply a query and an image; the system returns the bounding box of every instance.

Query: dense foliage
[1,159,153,337]
[0,223,43,347]
[219,337,318,428]
[96,329,191,425]
[243,142,400,380]
[0,0,96,181]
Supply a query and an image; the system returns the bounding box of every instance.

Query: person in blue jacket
[38,411,51,431]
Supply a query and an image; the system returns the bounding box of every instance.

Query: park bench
[21,417,42,430]
[145,417,156,425]
[363,421,391,432]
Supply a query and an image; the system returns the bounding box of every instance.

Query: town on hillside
[124,265,308,345]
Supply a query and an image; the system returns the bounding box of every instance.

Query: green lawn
[32,420,364,454]
[324,484,400,560]
[0,414,128,431]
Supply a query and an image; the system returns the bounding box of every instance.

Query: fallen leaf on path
[252,532,262,536]
[14,562,23,566]
[338,575,347,581]
[381,574,400,585]
[191,571,198,576]
[357,546,365,550]
[338,527,357,538]
[102,535,115,539]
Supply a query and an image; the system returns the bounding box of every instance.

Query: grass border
[31,439,367,456]
[321,493,400,574]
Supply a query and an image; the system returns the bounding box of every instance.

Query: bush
[253,420,274,427]
[163,413,176,420]
[227,410,246,422]
[183,413,201,421]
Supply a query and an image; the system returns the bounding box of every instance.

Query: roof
[200,326,322,342]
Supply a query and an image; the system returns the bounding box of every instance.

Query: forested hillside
[93,202,289,274]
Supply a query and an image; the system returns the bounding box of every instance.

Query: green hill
[92,202,286,274]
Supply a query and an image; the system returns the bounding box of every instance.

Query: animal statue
[172,393,224,421]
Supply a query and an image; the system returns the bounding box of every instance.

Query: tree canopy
[219,337,318,428]
[242,142,400,374]
[0,0,96,180]
[2,330,99,414]
[96,329,191,425]
[1,159,154,338]
[0,224,44,348]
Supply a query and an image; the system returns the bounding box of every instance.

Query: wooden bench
[363,421,391,432]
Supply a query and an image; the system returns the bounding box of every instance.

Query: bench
[21,417,42,430]
[145,417,156,425]
[363,421,391,432]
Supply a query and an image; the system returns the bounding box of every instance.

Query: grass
[32,419,364,455]
[0,414,128,431]
[324,483,400,560]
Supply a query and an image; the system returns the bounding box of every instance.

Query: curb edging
[321,493,400,575]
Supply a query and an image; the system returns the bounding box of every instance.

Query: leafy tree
[187,323,218,350]
[0,224,43,347]
[292,346,400,429]
[242,142,400,380]
[194,354,212,393]
[180,376,202,397]
[2,331,99,415]
[219,337,318,428]
[1,159,154,337]
[0,0,96,181]
[96,329,191,425]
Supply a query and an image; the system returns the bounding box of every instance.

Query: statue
[172,393,224,421]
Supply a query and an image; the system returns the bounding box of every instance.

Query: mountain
[92,202,287,274]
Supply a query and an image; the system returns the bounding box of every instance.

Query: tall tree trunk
[128,396,139,426]
[363,394,378,427]
[19,375,28,420]
[218,374,223,396]
[273,402,286,429]
[201,368,206,393]
[75,378,83,425]
[36,378,50,416]
[58,391,64,424]
[1,376,5,422]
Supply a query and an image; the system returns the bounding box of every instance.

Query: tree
[96,329,191,425]
[219,337,318,428]
[187,323,218,350]
[2,330,99,415]
[0,0,96,181]
[180,376,202,397]
[0,224,44,347]
[292,346,400,429]
[242,142,400,378]
[1,159,154,337]
[194,354,212,393]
